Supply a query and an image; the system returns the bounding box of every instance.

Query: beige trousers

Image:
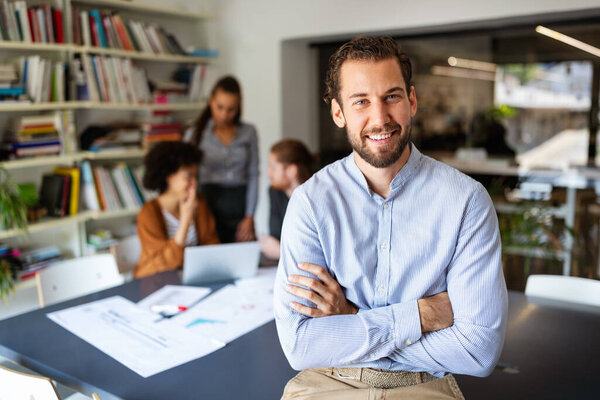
[281,368,466,400]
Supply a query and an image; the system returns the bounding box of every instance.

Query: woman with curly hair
[134,141,219,278]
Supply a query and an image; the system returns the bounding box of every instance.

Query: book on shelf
[0,112,66,160]
[0,1,63,44]
[6,55,68,103]
[54,166,80,216]
[72,9,189,56]
[85,162,150,212]
[141,122,182,148]
[75,53,153,104]
[40,173,68,217]
[11,245,64,281]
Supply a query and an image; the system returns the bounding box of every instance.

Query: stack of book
[74,54,151,103]
[0,63,25,102]
[72,8,186,56]
[2,113,63,158]
[17,245,64,281]
[88,128,143,152]
[0,1,64,43]
[39,166,80,217]
[141,122,182,148]
[81,160,151,212]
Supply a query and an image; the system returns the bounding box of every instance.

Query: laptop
[182,241,262,284]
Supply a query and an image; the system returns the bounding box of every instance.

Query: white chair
[0,363,61,400]
[0,362,101,400]
[109,235,141,281]
[525,274,600,307]
[35,254,123,308]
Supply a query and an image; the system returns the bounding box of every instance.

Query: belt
[332,367,438,389]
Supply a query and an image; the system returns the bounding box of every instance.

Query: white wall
[207,0,599,233]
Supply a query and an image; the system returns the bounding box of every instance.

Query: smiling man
[274,36,508,399]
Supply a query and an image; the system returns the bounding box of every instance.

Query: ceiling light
[431,66,495,81]
[536,25,600,58]
[446,56,497,72]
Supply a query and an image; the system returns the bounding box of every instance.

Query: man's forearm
[275,289,422,370]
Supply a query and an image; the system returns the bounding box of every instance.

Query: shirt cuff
[391,300,422,349]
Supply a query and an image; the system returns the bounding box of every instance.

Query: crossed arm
[287,262,453,333]
[274,187,508,376]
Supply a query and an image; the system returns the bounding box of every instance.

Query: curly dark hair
[323,36,412,105]
[143,141,202,194]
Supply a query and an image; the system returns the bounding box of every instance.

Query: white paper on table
[47,296,224,378]
[172,269,276,344]
[136,285,211,312]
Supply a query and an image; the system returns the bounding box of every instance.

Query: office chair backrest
[35,254,123,308]
[109,235,141,279]
[0,364,61,400]
[525,274,600,307]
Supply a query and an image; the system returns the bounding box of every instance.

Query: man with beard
[273,36,508,399]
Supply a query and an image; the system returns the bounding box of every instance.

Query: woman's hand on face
[236,216,255,242]
[179,182,198,223]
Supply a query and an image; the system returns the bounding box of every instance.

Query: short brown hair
[323,36,412,105]
[270,139,314,184]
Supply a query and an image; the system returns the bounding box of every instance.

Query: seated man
[274,36,507,399]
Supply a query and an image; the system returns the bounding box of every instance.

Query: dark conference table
[0,271,599,400]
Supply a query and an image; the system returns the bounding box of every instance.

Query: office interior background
[0,0,599,398]
[1,0,600,313]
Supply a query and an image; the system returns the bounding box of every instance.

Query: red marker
[150,305,187,314]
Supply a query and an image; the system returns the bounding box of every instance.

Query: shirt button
[378,286,385,293]
[371,353,376,359]
[381,243,387,251]
[383,203,389,209]
[406,339,413,345]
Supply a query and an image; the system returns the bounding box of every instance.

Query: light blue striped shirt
[274,143,508,378]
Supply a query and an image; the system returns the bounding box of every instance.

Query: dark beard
[349,122,411,168]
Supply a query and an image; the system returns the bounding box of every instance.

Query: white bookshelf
[0,208,142,240]
[0,149,147,170]
[0,102,80,112]
[74,46,217,64]
[0,213,90,240]
[0,41,77,52]
[0,101,206,112]
[0,0,213,312]
[70,0,216,20]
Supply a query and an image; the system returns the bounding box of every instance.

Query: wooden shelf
[74,46,217,64]
[71,0,216,20]
[0,208,140,239]
[0,41,76,52]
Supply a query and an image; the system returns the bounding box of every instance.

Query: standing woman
[185,76,258,243]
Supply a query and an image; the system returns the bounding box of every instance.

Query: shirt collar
[344,142,423,197]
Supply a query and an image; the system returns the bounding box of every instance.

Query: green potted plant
[0,165,28,301]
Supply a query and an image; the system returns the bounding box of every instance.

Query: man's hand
[417,291,454,333]
[286,262,358,317]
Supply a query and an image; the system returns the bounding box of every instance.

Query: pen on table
[151,305,188,314]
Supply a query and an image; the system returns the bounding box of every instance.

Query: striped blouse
[161,209,198,247]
